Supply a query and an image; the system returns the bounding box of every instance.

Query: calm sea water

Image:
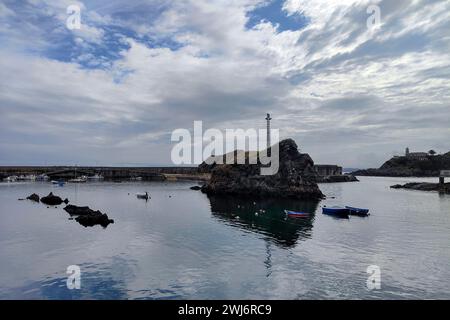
[0,176,449,299]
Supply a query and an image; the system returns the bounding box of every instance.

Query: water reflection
[208,195,319,248]
[0,266,129,300]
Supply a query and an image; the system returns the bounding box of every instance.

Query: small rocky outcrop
[64,205,114,228]
[316,175,359,183]
[390,182,449,193]
[190,186,202,191]
[26,193,40,202]
[64,205,93,215]
[40,192,69,206]
[201,139,324,200]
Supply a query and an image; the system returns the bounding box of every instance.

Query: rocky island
[201,139,324,200]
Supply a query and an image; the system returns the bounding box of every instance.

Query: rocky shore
[201,139,324,200]
[390,182,450,193]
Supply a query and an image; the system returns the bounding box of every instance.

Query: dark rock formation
[190,186,202,191]
[352,152,450,177]
[26,193,40,202]
[390,182,450,193]
[40,192,68,206]
[64,205,93,216]
[75,214,114,228]
[201,139,324,200]
[64,205,114,228]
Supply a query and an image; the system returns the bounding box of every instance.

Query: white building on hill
[405,147,428,160]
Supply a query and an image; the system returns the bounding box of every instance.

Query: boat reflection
[208,195,319,248]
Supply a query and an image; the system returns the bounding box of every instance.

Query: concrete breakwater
[0,166,201,181]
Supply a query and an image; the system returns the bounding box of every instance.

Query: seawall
[0,166,201,181]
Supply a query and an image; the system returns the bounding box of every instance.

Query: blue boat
[322,206,350,217]
[346,206,370,216]
[284,210,310,218]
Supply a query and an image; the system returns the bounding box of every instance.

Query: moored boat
[51,180,65,186]
[346,206,370,216]
[87,174,104,180]
[36,174,49,181]
[68,176,88,183]
[284,210,310,218]
[322,206,350,218]
[5,175,19,182]
[136,192,150,200]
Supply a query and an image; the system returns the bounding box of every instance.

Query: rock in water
[190,186,202,191]
[390,182,450,193]
[75,213,114,228]
[40,192,65,206]
[63,205,114,228]
[26,193,40,202]
[64,205,93,216]
[201,139,324,199]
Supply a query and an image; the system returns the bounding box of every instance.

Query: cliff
[352,152,450,177]
[201,139,324,200]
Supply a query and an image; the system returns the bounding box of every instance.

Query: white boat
[5,176,18,182]
[15,175,36,181]
[36,174,49,181]
[136,192,150,200]
[131,176,143,181]
[68,176,88,183]
[87,174,104,180]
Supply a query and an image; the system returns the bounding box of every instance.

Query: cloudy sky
[0,0,449,168]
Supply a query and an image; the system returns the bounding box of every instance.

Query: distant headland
[352,148,450,177]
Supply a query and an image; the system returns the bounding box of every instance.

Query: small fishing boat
[5,176,18,182]
[36,174,49,181]
[346,206,370,216]
[68,176,88,183]
[284,210,310,218]
[322,206,350,218]
[87,174,104,180]
[17,174,36,181]
[136,192,150,200]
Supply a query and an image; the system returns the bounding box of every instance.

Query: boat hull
[346,206,370,216]
[284,210,310,218]
[322,207,350,217]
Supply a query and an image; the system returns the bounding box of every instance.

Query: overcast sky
[0,0,449,168]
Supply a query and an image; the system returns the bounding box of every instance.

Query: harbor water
[0,176,449,299]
